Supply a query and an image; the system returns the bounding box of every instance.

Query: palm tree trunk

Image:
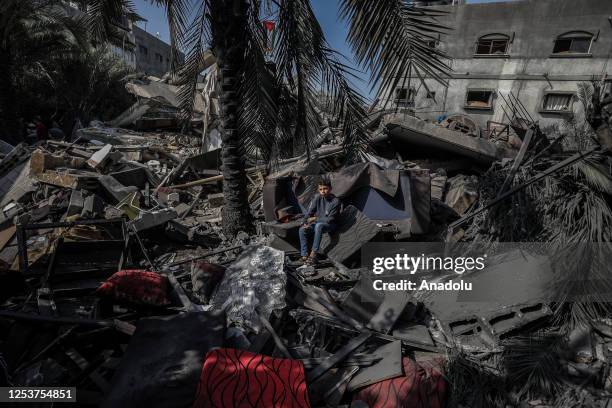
[211,0,255,235]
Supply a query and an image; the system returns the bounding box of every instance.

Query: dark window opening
[466,90,494,109]
[543,93,573,112]
[475,38,509,55]
[426,91,436,99]
[138,45,148,55]
[395,87,416,106]
[155,53,163,63]
[553,36,592,54]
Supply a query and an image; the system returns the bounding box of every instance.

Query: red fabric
[263,21,275,32]
[96,270,170,306]
[36,122,48,141]
[193,348,310,408]
[353,357,447,408]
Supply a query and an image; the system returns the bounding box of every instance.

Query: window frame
[464,88,496,111]
[550,31,594,58]
[540,91,575,114]
[474,34,511,58]
[394,87,417,107]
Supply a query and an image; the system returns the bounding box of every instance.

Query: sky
[132,0,513,100]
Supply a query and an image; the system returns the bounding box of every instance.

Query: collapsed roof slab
[384,114,516,164]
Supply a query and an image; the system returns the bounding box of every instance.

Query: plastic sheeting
[210,246,286,333]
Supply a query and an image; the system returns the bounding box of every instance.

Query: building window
[138,45,148,55]
[395,87,416,106]
[475,34,510,56]
[552,32,593,55]
[155,53,163,63]
[542,92,574,112]
[465,89,495,110]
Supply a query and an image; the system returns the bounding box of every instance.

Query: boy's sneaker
[306,253,318,265]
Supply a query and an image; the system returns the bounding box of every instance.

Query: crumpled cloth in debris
[193,348,310,408]
[191,261,226,304]
[353,357,447,408]
[96,270,170,306]
[210,245,285,333]
[445,174,479,215]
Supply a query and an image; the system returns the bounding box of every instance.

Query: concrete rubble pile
[1,103,612,408]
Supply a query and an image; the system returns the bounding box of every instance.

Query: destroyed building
[66,3,138,69]
[133,25,184,77]
[381,0,612,130]
[1,0,612,407]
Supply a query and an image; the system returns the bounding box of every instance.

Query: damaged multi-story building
[133,25,184,77]
[382,0,612,130]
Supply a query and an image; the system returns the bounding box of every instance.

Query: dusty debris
[1,78,611,408]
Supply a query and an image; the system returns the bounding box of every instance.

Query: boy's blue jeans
[299,222,333,257]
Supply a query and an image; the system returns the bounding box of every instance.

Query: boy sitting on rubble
[299,178,340,264]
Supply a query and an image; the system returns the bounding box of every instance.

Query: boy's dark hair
[318,178,332,188]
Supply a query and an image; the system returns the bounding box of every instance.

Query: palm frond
[152,0,192,71]
[577,81,594,113]
[84,0,137,46]
[275,0,370,162]
[502,333,565,400]
[340,0,451,103]
[572,158,612,195]
[236,11,284,162]
[445,351,507,408]
[174,0,212,123]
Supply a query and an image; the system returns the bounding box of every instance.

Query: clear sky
[132,0,513,100]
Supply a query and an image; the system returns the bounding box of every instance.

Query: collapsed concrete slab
[385,114,517,164]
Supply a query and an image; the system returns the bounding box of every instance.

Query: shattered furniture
[263,163,431,259]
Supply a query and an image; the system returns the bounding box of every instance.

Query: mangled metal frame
[16,217,128,276]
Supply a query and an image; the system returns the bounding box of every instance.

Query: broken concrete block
[166,192,180,206]
[36,169,99,189]
[173,203,191,218]
[30,150,86,175]
[146,160,161,173]
[2,202,22,219]
[165,219,221,247]
[67,190,85,216]
[207,193,224,208]
[81,195,105,219]
[99,175,138,204]
[131,208,177,232]
[105,207,125,219]
[430,174,447,201]
[87,144,113,169]
[445,174,479,215]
